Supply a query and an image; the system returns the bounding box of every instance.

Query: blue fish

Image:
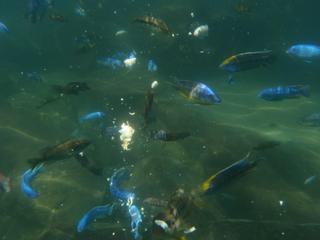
[258,85,310,101]
[0,22,8,33]
[300,112,320,127]
[110,168,135,203]
[128,205,142,240]
[175,80,221,105]
[97,56,124,69]
[77,204,114,232]
[79,111,105,123]
[21,164,44,199]
[304,175,317,185]
[147,60,158,72]
[287,44,320,59]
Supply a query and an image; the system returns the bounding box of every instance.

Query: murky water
[0,1,320,240]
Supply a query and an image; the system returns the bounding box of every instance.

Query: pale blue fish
[258,85,310,101]
[0,172,11,193]
[304,175,317,185]
[110,168,135,203]
[286,44,320,59]
[128,205,142,240]
[0,22,8,33]
[147,59,158,72]
[77,204,114,232]
[79,111,105,123]
[21,164,44,199]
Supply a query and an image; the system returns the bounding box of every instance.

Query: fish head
[191,83,221,104]
[286,45,298,56]
[219,55,238,72]
[74,139,91,151]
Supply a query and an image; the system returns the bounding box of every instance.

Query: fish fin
[300,85,310,97]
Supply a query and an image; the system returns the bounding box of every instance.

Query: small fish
[77,204,114,232]
[52,82,90,95]
[300,112,320,127]
[151,130,190,141]
[123,51,137,68]
[26,0,52,23]
[219,50,276,73]
[304,175,317,185]
[258,85,310,101]
[143,197,168,208]
[75,5,86,17]
[144,89,154,126]
[128,205,142,240]
[21,164,44,199]
[115,30,127,36]
[37,82,90,108]
[110,168,135,203]
[200,152,256,194]
[252,140,280,151]
[79,111,105,123]
[27,138,91,168]
[21,71,42,83]
[148,59,158,72]
[0,21,9,33]
[286,44,320,59]
[193,25,208,38]
[134,16,171,34]
[49,13,67,23]
[174,79,221,105]
[0,173,11,193]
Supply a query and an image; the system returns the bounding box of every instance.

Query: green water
[1,0,320,240]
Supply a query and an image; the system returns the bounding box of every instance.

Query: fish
[304,175,317,185]
[148,59,158,72]
[128,205,142,240]
[174,79,221,105]
[123,51,137,68]
[0,173,11,193]
[110,168,135,203]
[21,164,44,198]
[144,89,154,126]
[151,130,190,141]
[26,0,53,23]
[258,85,310,101]
[252,140,280,151]
[0,22,9,33]
[21,71,42,83]
[193,25,208,38]
[27,138,91,169]
[143,197,168,208]
[79,111,105,123]
[74,32,97,54]
[299,112,320,127]
[74,4,86,17]
[134,16,171,34]
[77,204,114,232]
[37,82,90,108]
[200,152,256,194]
[219,50,276,73]
[286,44,320,59]
[49,13,67,23]
[115,30,127,36]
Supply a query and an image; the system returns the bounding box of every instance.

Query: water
[1,0,320,240]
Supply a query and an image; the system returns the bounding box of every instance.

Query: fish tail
[300,85,310,97]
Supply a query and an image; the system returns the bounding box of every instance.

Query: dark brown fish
[152,130,190,142]
[143,197,168,208]
[252,140,280,151]
[134,16,171,34]
[49,14,67,23]
[52,82,90,95]
[28,138,91,168]
[37,82,90,109]
[144,89,154,126]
